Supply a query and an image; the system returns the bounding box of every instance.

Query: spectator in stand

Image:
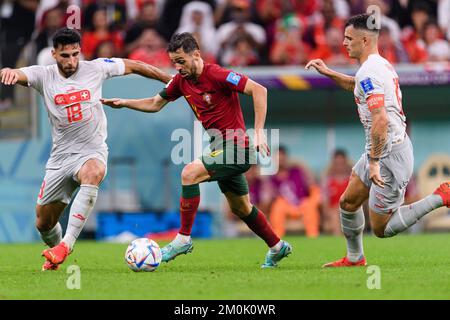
[124,0,160,56]
[365,0,402,46]
[270,13,311,65]
[128,28,172,68]
[33,6,66,58]
[378,26,408,64]
[308,0,345,51]
[321,149,352,236]
[83,0,128,31]
[268,146,321,238]
[346,0,366,16]
[176,1,219,58]
[438,0,450,40]
[0,0,39,111]
[125,0,165,21]
[401,2,430,63]
[222,32,260,66]
[254,0,288,48]
[35,0,80,29]
[309,26,353,66]
[390,0,438,29]
[422,20,450,62]
[81,8,124,60]
[216,0,266,64]
[158,0,215,42]
[93,39,118,59]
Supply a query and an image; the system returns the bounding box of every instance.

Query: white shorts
[37,150,108,205]
[353,135,414,214]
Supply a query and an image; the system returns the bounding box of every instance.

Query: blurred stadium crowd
[1,0,449,108]
[0,0,449,69]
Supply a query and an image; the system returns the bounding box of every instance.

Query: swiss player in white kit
[0,28,171,270]
[306,14,450,267]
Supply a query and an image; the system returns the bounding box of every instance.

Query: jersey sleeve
[94,58,125,80]
[357,72,385,111]
[210,65,248,93]
[19,65,46,93]
[158,75,182,101]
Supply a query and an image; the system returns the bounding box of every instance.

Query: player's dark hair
[345,13,380,34]
[53,27,81,49]
[167,32,200,54]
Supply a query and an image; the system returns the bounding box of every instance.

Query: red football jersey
[159,63,249,147]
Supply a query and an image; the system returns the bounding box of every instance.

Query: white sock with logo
[62,184,98,250]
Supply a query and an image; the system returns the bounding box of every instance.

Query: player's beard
[57,62,78,78]
[186,65,199,81]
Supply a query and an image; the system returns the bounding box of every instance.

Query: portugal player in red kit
[102,33,292,268]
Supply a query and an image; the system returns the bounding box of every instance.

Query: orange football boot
[433,182,450,208]
[322,256,367,268]
[42,242,70,265]
[41,260,60,271]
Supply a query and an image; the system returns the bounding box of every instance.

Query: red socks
[179,184,200,236]
[242,206,280,247]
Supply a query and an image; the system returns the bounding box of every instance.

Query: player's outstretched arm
[305,59,355,92]
[101,94,168,113]
[369,106,388,188]
[243,79,270,156]
[0,68,28,86]
[122,59,172,84]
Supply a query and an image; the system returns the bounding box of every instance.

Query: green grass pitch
[1,234,450,300]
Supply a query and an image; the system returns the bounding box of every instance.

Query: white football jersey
[21,58,125,159]
[354,54,406,157]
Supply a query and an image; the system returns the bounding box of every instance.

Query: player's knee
[82,167,105,185]
[230,202,253,218]
[230,206,248,218]
[181,165,198,185]
[339,195,359,212]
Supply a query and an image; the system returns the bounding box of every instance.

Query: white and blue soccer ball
[125,238,162,272]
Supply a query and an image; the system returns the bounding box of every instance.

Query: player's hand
[254,129,270,157]
[0,68,20,85]
[100,98,125,109]
[305,59,330,76]
[369,161,385,188]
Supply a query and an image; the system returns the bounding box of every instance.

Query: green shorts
[201,142,256,196]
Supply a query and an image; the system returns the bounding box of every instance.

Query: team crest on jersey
[54,90,90,105]
[202,92,213,105]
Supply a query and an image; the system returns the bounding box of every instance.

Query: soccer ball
[125,238,162,272]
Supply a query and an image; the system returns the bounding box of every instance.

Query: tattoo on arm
[371,108,388,158]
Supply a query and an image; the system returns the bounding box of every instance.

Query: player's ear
[193,49,201,59]
[51,49,56,59]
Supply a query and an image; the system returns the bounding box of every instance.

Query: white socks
[270,241,283,253]
[40,222,62,247]
[62,184,98,250]
[341,207,365,262]
[175,233,191,244]
[384,194,443,237]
